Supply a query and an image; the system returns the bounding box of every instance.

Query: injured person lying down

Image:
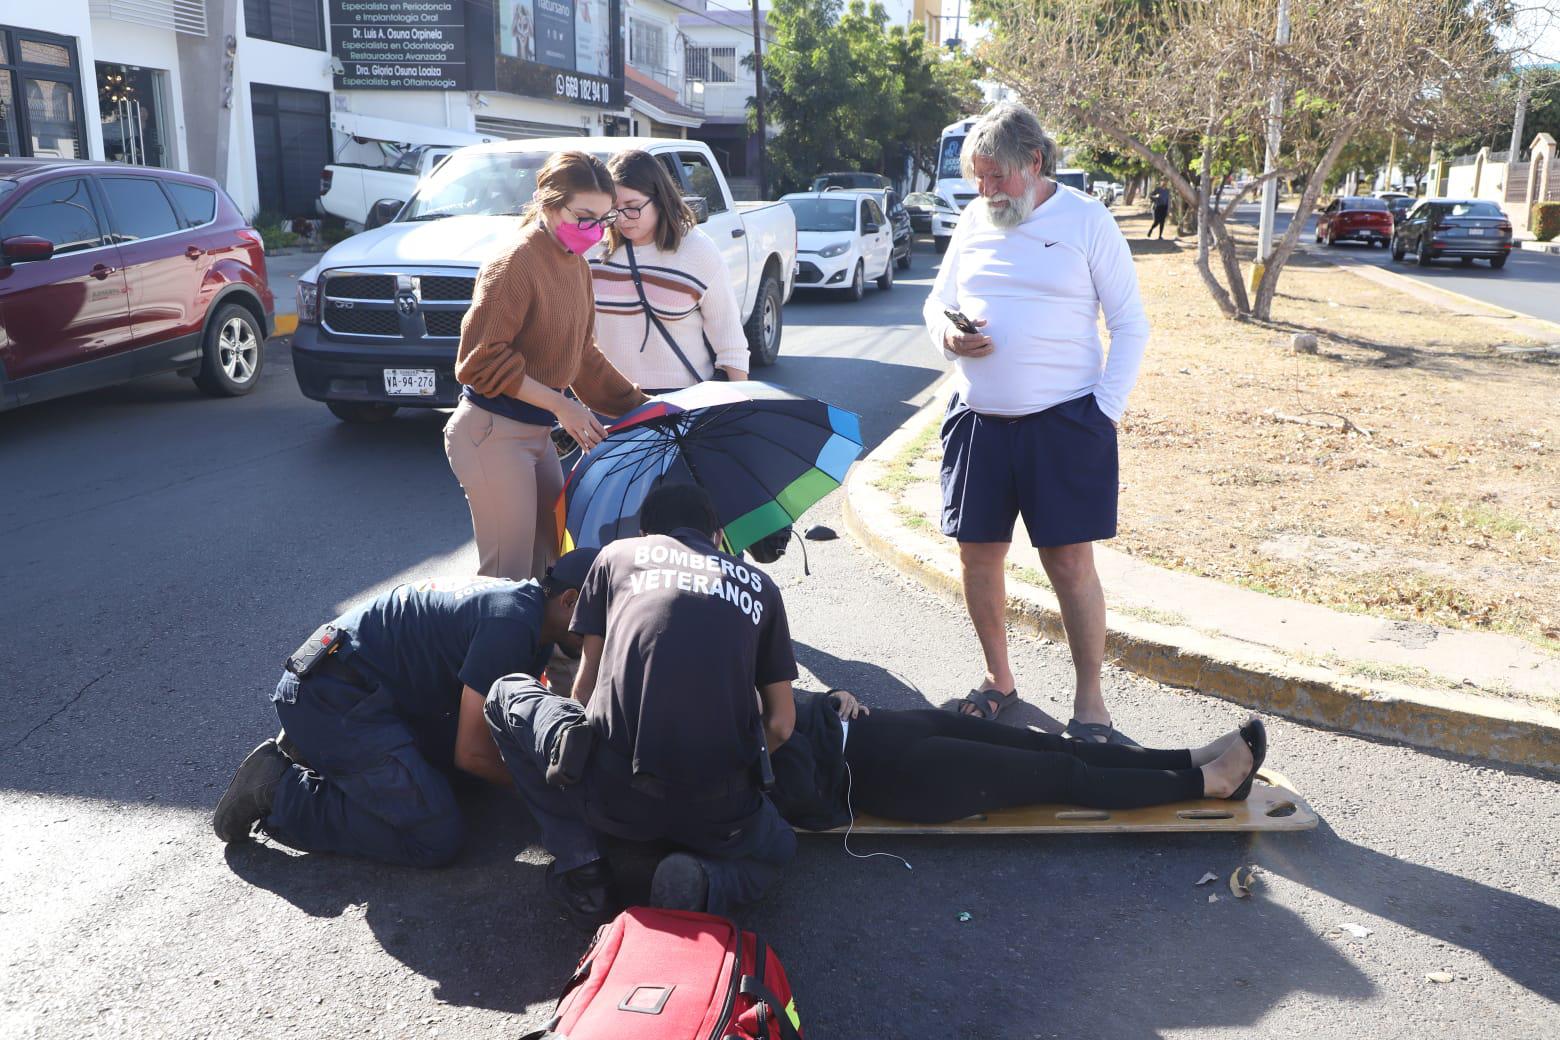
[768,689,1267,832]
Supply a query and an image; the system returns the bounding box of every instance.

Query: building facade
[0,0,652,221]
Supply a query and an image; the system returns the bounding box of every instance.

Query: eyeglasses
[616,200,654,219]
[565,206,618,231]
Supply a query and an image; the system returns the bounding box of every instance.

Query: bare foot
[1199,733,1254,798]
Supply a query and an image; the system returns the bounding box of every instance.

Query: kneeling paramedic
[212,549,599,867]
[486,482,798,926]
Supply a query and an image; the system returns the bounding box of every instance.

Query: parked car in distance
[1384,195,1415,225]
[1315,195,1394,247]
[0,159,273,412]
[861,187,913,271]
[1391,199,1513,269]
[293,138,796,422]
[318,144,455,230]
[811,171,892,193]
[904,191,959,252]
[783,190,895,301]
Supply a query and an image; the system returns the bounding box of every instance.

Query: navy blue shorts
[939,392,1118,547]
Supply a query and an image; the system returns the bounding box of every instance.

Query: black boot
[546,859,616,932]
[213,740,291,842]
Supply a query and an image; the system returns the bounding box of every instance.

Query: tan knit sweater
[456,221,647,417]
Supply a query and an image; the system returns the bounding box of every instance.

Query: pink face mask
[555,219,605,254]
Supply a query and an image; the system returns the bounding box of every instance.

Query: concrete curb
[843,388,1560,773]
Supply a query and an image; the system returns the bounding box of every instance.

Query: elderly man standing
[924,101,1150,744]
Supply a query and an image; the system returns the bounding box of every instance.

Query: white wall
[7,0,105,160]
[680,22,755,120]
[90,16,188,169]
[228,5,336,217]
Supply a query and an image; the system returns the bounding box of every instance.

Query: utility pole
[750,0,769,200]
[1253,0,1291,293]
[1509,66,1530,162]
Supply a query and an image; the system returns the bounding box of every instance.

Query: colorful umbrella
[555,381,863,555]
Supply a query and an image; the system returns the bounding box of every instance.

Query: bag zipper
[706,922,744,1040]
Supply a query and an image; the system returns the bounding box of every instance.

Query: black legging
[841,710,1202,824]
[1148,205,1169,238]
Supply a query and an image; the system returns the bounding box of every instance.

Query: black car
[903,191,938,233]
[867,188,914,271]
[1392,199,1513,269]
[1385,196,1414,225]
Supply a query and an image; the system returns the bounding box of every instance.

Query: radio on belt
[285,623,345,677]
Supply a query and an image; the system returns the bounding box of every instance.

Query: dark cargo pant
[485,675,796,916]
[265,670,464,868]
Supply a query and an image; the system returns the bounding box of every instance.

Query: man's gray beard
[986,171,1040,229]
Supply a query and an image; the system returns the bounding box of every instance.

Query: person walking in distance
[445,150,648,582]
[1148,184,1171,239]
[924,101,1150,744]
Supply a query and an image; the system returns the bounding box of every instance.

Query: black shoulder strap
[738,974,802,1040]
[624,241,715,384]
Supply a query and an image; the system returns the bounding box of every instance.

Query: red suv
[0,159,273,412]
[1314,196,1394,248]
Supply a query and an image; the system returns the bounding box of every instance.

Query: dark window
[678,152,728,215]
[244,0,326,51]
[1343,197,1388,211]
[99,177,182,241]
[0,177,103,254]
[165,182,217,226]
[0,26,87,160]
[1446,201,1504,218]
[250,84,330,220]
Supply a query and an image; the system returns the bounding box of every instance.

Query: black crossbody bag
[624,241,727,383]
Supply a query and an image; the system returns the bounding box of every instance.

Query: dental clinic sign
[331,0,469,90]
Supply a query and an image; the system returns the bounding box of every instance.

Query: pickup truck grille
[320,269,473,342]
[420,275,475,302]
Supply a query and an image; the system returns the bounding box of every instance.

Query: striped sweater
[589,229,749,389]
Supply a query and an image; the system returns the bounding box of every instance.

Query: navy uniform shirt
[333,577,552,768]
[571,528,797,788]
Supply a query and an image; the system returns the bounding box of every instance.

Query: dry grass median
[1111,208,1559,651]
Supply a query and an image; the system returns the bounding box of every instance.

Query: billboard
[497,0,622,108]
[331,0,469,90]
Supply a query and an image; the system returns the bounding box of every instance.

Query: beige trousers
[444,398,564,581]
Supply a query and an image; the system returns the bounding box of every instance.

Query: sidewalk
[264,249,321,337]
[844,385,1560,773]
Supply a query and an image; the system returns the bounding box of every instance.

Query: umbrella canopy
[556,381,863,555]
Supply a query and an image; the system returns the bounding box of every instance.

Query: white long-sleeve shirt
[923,185,1150,422]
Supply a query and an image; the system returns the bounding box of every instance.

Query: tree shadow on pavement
[764,830,1374,1039]
[1256,818,1560,1003]
[222,787,578,1019]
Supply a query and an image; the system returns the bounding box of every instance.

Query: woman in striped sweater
[590,149,750,393]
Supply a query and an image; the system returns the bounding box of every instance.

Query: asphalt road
[1233,202,1560,325]
[2,241,1557,1039]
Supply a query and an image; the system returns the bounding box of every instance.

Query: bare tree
[977,0,1514,321]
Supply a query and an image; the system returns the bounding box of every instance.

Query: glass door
[97,63,168,168]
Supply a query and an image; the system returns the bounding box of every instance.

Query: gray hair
[960,101,1059,180]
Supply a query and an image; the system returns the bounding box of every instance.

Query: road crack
[7,671,112,750]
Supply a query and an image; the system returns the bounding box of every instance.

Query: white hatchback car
[782,191,895,301]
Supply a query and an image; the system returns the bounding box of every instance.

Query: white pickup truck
[292,137,798,423]
[316,145,454,229]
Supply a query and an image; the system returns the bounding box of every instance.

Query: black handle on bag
[738,976,802,1040]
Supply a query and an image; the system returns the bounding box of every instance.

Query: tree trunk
[1253,124,1359,320]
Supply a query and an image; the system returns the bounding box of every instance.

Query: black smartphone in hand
[944,309,981,334]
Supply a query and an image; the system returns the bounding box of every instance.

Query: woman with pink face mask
[445,150,648,582]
